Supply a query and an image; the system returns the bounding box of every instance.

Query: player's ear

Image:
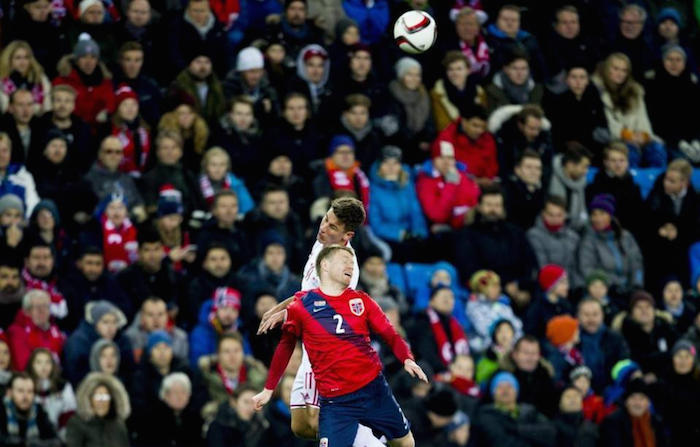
[342,231,355,243]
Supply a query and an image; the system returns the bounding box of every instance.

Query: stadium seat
[386,263,408,297]
[690,242,700,287]
[692,169,700,192]
[586,167,599,184]
[630,167,664,199]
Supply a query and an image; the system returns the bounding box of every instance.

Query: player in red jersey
[253,245,427,447]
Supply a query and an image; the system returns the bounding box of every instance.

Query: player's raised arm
[252,330,298,411]
[364,294,429,383]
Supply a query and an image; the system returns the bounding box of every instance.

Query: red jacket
[8,310,66,371]
[416,161,481,230]
[53,67,115,128]
[433,119,498,180]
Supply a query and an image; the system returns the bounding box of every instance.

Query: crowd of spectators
[0,0,700,446]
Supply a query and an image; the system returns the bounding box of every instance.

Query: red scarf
[210,0,240,30]
[162,231,190,272]
[459,34,490,78]
[631,411,656,447]
[426,307,469,366]
[102,215,138,273]
[217,363,247,396]
[325,159,370,210]
[436,372,481,397]
[199,174,232,207]
[21,269,67,319]
[113,123,150,176]
[543,220,564,233]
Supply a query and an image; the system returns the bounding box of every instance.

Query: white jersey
[301,240,360,291]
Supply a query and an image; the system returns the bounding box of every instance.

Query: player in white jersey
[258,197,384,446]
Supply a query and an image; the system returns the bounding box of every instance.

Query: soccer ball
[393,10,438,54]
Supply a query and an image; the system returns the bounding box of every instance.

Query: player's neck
[319,282,347,297]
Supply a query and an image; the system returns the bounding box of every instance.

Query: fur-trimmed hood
[75,373,131,421]
[487,104,552,134]
[56,55,112,80]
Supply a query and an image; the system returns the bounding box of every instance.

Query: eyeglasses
[93,393,111,401]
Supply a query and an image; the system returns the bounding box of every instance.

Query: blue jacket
[189,299,251,366]
[63,320,135,387]
[343,0,390,45]
[369,162,428,242]
[189,300,219,367]
[0,163,39,217]
[225,173,255,217]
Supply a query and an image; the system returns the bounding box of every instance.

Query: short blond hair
[201,146,230,173]
[315,245,355,279]
[667,159,692,181]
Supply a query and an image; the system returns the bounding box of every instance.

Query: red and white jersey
[301,241,359,291]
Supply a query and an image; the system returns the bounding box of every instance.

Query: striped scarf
[3,396,39,440]
[200,174,232,207]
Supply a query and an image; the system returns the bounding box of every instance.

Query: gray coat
[527,216,581,285]
[84,162,144,209]
[577,226,644,291]
[548,154,588,232]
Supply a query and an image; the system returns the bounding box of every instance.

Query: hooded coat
[62,304,134,387]
[286,45,334,125]
[368,161,428,242]
[65,373,130,447]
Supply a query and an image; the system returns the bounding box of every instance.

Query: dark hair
[516,149,541,166]
[119,41,144,58]
[283,92,308,110]
[233,383,258,400]
[556,5,579,20]
[331,197,366,232]
[79,246,103,259]
[478,184,504,204]
[204,243,231,259]
[499,4,521,15]
[137,227,162,247]
[577,297,603,314]
[514,335,539,351]
[442,50,470,70]
[26,348,65,393]
[218,332,244,351]
[517,105,545,124]
[213,190,239,208]
[562,142,593,165]
[461,105,488,121]
[504,50,529,67]
[544,195,568,210]
[262,184,288,199]
[27,241,54,258]
[344,94,371,111]
[9,372,34,390]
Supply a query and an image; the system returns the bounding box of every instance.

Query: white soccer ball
[393,10,438,54]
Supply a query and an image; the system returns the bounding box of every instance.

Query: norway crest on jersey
[349,298,365,316]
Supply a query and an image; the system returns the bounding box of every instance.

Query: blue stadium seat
[630,167,664,199]
[404,262,471,330]
[386,263,407,297]
[690,242,700,287]
[692,169,700,192]
[586,167,599,184]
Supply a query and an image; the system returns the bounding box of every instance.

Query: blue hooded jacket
[368,161,428,242]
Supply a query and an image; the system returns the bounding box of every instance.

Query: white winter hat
[395,57,422,81]
[79,0,104,17]
[236,47,264,72]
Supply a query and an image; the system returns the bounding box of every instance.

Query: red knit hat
[114,84,139,109]
[546,315,579,346]
[538,264,567,293]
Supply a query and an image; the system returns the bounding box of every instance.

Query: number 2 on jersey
[333,314,345,334]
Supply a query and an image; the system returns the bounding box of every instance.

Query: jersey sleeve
[264,330,298,391]
[281,295,305,337]
[363,292,415,364]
